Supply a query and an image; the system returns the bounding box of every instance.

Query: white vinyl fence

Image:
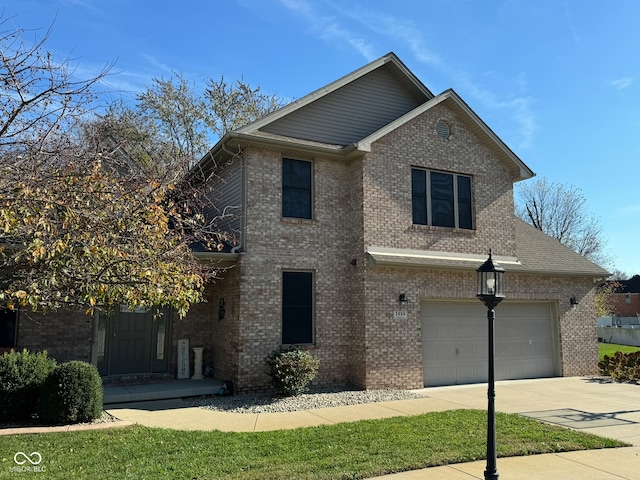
[597,325,640,347]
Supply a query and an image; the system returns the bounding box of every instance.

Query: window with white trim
[411,168,473,229]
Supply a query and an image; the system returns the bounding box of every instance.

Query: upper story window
[412,168,473,230]
[282,158,312,219]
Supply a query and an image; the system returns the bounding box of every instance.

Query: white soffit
[366,247,521,269]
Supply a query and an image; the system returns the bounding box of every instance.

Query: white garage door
[421,302,556,387]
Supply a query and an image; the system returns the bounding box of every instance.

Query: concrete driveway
[418,376,640,447]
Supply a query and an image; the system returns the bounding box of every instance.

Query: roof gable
[236,52,433,146]
[201,52,534,182]
[357,89,534,181]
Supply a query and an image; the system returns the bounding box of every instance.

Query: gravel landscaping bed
[188,388,428,414]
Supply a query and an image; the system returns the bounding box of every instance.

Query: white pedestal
[177,339,190,379]
[192,347,204,380]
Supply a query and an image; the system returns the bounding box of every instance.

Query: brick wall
[16,308,93,363]
[205,265,242,384]
[611,293,640,317]
[362,103,517,257]
[227,147,362,391]
[358,267,598,389]
[224,103,599,391]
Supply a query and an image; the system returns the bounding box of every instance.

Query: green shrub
[265,347,320,396]
[0,349,57,422]
[38,361,103,424]
[598,351,640,383]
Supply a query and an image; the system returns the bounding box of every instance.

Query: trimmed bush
[0,349,57,422]
[598,351,640,383]
[265,347,320,396]
[38,361,103,424]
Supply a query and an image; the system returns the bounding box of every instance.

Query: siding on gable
[205,156,245,248]
[262,65,425,146]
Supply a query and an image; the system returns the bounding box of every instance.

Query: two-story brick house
[9,52,608,391]
[197,52,608,390]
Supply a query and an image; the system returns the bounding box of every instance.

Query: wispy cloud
[563,1,582,44]
[277,0,537,150]
[322,2,537,150]
[615,203,640,216]
[336,8,441,67]
[611,77,633,91]
[452,71,537,149]
[277,0,377,61]
[507,97,538,149]
[139,54,176,78]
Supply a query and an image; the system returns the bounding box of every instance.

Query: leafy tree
[595,280,621,317]
[204,75,284,138]
[89,73,285,262]
[96,73,284,173]
[0,15,218,316]
[136,74,209,166]
[0,14,284,317]
[515,177,610,267]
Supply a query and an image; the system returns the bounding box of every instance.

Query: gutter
[225,132,362,159]
[192,252,240,268]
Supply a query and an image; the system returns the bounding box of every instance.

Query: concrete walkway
[106,377,640,442]
[104,376,640,479]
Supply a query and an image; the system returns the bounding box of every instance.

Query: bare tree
[0,16,112,153]
[515,177,610,266]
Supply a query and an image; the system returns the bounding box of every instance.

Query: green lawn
[0,409,626,480]
[599,342,640,361]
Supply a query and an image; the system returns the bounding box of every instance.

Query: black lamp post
[476,249,505,480]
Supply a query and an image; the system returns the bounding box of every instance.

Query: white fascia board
[366,247,521,266]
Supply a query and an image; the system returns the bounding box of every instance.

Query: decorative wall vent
[436,120,450,139]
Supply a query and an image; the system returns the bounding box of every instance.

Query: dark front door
[109,308,154,375]
[96,306,172,377]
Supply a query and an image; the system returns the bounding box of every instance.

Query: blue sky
[5,0,640,275]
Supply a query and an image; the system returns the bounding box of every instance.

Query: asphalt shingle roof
[511,218,609,277]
